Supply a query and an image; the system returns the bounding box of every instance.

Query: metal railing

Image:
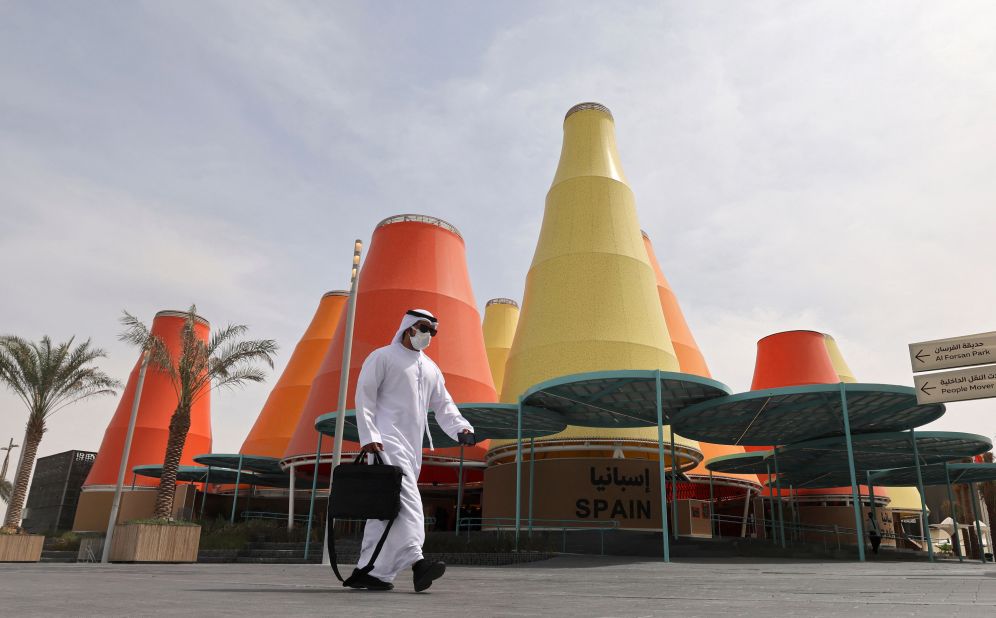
[707,512,934,553]
[242,511,310,523]
[458,517,620,555]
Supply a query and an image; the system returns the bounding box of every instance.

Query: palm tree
[0,336,119,533]
[0,479,11,503]
[119,306,277,520]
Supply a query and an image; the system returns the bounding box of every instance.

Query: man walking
[350,309,475,592]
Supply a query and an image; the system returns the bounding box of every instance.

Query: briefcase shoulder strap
[328,511,396,584]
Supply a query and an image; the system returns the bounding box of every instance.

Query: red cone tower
[282,215,497,483]
[84,311,212,488]
[73,310,212,530]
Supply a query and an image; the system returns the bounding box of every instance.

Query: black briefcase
[327,451,404,584]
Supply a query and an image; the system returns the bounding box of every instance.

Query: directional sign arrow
[919,382,935,396]
[914,349,929,364]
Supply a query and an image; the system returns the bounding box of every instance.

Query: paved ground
[2,556,995,617]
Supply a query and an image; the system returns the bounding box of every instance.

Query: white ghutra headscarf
[393,308,439,343]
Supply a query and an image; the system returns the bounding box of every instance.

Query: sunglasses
[413,324,436,336]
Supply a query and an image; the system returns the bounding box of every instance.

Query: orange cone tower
[73,311,212,531]
[282,215,497,482]
[642,231,710,378]
[482,298,519,397]
[643,231,759,499]
[743,329,842,454]
[84,310,213,489]
[747,330,881,503]
[239,292,348,458]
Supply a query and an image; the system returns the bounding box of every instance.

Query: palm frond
[211,366,270,392]
[207,323,249,355]
[118,311,152,348]
[0,479,11,503]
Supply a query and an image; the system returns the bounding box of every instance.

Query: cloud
[2,0,995,524]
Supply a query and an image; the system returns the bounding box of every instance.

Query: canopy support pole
[708,471,715,537]
[303,434,323,560]
[528,437,535,537]
[514,397,523,550]
[669,426,678,540]
[773,449,786,548]
[199,466,211,522]
[969,481,986,564]
[455,445,465,536]
[287,466,295,530]
[866,471,878,549]
[230,453,244,524]
[910,428,934,562]
[741,490,750,538]
[838,382,865,562]
[655,370,671,562]
[944,462,964,562]
[765,462,773,543]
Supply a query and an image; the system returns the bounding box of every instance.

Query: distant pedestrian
[867,512,882,555]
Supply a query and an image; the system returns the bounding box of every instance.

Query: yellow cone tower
[499,102,678,402]
[239,291,348,458]
[482,298,519,397]
[483,104,697,530]
[823,334,857,384]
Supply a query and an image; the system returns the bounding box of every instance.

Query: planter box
[109,523,201,563]
[0,534,45,562]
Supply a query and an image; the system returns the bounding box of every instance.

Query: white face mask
[409,329,432,351]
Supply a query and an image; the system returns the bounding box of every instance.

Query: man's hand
[361,442,384,453]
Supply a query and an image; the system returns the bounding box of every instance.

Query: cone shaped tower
[483,105,701,531]
[745,330,841,455]
[642,231,710,378]
[641,231,756,491]
[482,298,519,397]
[824,334,857,384]
[747,330,881,502]
[84,311,213,489]
[499,103,678,403]
[495,102,686,448]
[239,291,348,458]
[283,215,497,477]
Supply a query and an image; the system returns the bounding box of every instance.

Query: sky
[2,1,995,514]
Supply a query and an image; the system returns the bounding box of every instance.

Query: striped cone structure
[482,298,519,397]
[747,330,881,501]
[73,310,212,530]
[239,291,348,458]
[642,231,710,378]
[484,103,698,529]
[743,330,841,454]
[282,215,497,485]
[643,231,759,494]
[83,310,213,489]
[499,102,679,404]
